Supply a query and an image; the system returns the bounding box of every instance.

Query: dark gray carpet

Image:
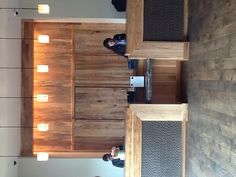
[142,121,182,177]
[143,0,184,41]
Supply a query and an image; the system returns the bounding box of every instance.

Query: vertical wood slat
[21,21,34,155]
[184,0,189,40]
[125,109,134,177]
[133,117,142,177]
[71,25,76,150]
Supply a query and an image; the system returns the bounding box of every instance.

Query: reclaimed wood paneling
[74,23,130,152]
[22,22,131,155]
[182,0,236,176]
[75,55,130,88]
[75,87,127,120]
[130,42,189,60]
[126,0,143,55]
[74,23,125,55]
[33,23,73,152]
[74,119,124,151]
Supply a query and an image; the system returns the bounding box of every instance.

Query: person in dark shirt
[103,146,125,168]
[103,33,126,56]
[111,0,126,12]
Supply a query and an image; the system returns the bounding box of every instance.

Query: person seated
[103,33,126,56]
[103,145,125,168]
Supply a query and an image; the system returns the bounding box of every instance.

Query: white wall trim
[23,18,126,24]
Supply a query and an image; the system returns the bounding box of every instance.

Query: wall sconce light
[37,123,49,132]
[37,35,50,44]
[37,4,50,14]
[0,35,50,44]
[0,4,50,15]
[36,94,49,102]
[0,65,49,73]
[0,123,49,132]
[37,152,49,161]
[36,65,49,73]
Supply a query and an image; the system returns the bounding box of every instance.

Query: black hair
[103,154,112,161]
[103,38,113,49]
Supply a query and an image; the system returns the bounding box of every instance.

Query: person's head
[103,38,115,49]
[103,154,112,161]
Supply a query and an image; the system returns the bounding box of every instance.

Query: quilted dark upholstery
[143,0,184,41]
[142,121,182,177]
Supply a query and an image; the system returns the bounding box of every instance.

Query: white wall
[19,158,124,177]
[0,0,22,177]
[19,0,125,19]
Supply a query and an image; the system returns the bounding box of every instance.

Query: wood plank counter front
[125,104,188,177]
[126,0,189,60]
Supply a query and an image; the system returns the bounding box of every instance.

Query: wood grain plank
[130,42,189,60]
[74,119,124,137]
[74,136,124,151]
[75,88,127,120]
[75,55,131,87]
[130,104,188,121]
[126,0,143,56]
[21,21,34,155]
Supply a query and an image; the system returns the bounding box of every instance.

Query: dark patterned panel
[144,0,184,41]
[142,121,182,177]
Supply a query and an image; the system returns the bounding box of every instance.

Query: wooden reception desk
[125,0,189,61]
[125,104,188,177]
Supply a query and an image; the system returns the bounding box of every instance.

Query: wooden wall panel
[74,137,124,151]
[74,23,132,88]
[75,88,127,120]
[74,23,129,151]
[74,23,125,55]
[75,55,130,87]
[74,119,124,151]
[22,22,131,154]
[33,23,73,152]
